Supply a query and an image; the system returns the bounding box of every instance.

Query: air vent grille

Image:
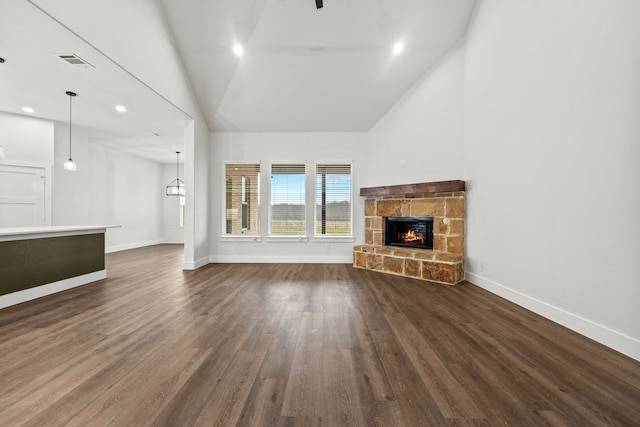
[57,53,94,68]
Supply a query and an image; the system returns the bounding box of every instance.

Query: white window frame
[267,161,308,242]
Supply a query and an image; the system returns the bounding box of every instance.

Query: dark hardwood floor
[0,244,638,426]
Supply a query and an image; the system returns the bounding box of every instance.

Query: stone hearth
[353,180,465,285]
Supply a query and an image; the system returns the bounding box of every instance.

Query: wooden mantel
[360,180,465,197]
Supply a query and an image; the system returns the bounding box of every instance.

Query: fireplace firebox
[384,216,433,250]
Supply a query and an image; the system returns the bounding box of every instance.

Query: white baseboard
[465,271,640,362]
[162,238,185,244]
[209,255,353,264]
[0,270,106,310]
[106,239,164,253]
[183,256,210,270]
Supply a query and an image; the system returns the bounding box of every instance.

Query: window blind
[270,164,306,235]
[224,163,260,234]
[315,164,352,235]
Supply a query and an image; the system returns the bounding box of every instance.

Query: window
[270,164,306,235]
[224,163,260,234]
[315,164,352,235]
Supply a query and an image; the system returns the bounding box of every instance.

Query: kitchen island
[0,225,118,309]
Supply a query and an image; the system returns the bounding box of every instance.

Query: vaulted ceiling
[159,0,477,132]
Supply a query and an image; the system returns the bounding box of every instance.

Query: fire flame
[400,229,424,244]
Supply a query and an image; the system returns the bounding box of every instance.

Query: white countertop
[0,225,120,241]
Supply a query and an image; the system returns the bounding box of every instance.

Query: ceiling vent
[57,53,94,68]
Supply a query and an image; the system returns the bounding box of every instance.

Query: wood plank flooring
[1,244,639,426]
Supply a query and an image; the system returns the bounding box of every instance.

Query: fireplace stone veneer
[354,180,465,285]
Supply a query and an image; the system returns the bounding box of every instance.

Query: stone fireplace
[353,180,465,285]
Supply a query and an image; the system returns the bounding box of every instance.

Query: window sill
[267,235,309,243]
[220,234,262,242]
[312,235,354,243]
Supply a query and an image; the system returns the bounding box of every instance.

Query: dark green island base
[0,226,113,309]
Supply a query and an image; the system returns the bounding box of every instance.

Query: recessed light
[233,44,244,57]
[393,42,404,55]
[22,107,35,113]
[115,105,127,113]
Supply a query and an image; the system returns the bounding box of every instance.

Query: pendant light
[63,91,77,171]
[166,151,185,196]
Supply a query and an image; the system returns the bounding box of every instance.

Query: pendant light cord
[65,91,76,160]
[69,94,72,159]
[176,152,180,182]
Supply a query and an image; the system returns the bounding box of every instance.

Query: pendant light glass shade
[166,151,185,196]
[63,159,77,171]
[64,91,77,171]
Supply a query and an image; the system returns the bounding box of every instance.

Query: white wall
[0,111,54,164]
[210,132,367,262]
[0,112,167,250]
[367,45,465,186]
[31,0,210,269]
[162,163,185,243]
[363,0,640,360]
[53,123,164,252]
[189,119,211,268]
[462,0,640,359]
